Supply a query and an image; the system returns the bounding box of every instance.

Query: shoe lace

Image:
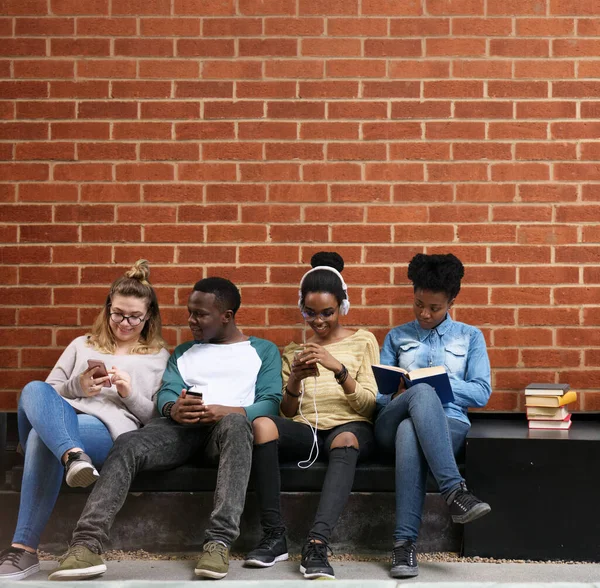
[0,547,25,565]
[304,541,332,565]
[392,541,417,566]
[255,529,284,551]
[59,545,89,565]
[452,484,481,511]
[203,541,227,563]
[65,451,83,465]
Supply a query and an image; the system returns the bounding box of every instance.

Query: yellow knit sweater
[282,329,380,429]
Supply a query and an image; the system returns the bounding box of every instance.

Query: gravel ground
[38,549,593,565]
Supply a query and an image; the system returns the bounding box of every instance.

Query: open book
[372,364,454,405]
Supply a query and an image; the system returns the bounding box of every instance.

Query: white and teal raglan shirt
[156,336,282,422]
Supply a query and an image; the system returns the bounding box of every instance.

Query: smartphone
[87,359,112,388]
[294,348,319,376]
[186,385,204,400]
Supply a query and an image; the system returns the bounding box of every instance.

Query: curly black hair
[407,253,464,301]
[300,251,347,307]
[193,277,241,316]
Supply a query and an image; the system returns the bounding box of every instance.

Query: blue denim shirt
[375,315,492,426]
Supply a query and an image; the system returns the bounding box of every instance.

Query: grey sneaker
[0,547,40,581]
[48,545,106,581]
[64,451,99,488]
[195,541,229,579]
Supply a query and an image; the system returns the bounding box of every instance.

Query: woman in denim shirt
[374,253,492,579]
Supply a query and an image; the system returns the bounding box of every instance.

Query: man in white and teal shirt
[51,277,282,582]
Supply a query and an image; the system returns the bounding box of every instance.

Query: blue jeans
[374,383,469,543]
[12,381,113,550]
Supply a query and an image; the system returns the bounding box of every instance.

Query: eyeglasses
[110,312,146,327]
[301,307,338,321]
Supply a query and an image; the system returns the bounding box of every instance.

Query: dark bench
[0,411,464,554]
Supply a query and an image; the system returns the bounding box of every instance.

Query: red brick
[0,226,17,242]
[556,245,600,263]
[114,39,173,57]
[141,143,200,161]
[305,162,364,182]
[17,142,75,161]
[430,204,488,222]
[204,184,265,203]
[77,59,137,78]
[520,307,579,326]
[14,60,74,79]
[427,38,486,56]
[583,185,600,201]
[390,142,450,160]
[555,163,600,181]
[142,102,200,119]
[301,38,361,56]
[329,17,388,36]
[453,142,511,160]
[178,163,237,181]
[268,101,324,119]
[488,122,547,139]
[115,163,174,182]
[17,101,74,119]
[176,245,234,264]
[0,103,12,120]
[367,205,427,223]
[20,224,78,243]
[204,17,262,36]
[519,17,574,34]
[203,142,263,160]
[265,142,323,160]
[491,246,551,263]
[112,0,170,14]
[78,101,138,119]
[241,204,300,223]
[577,18,600,34]
[20,266,80,285]
[53,245,112,263]
[364,39,421,57]
[0,122,48,140]
[516,60,574,79]
[299,81,359,97]
[54,162,112,181]
[390,60,450,78]
[144,184,203,202]
[0,81,48,99]
[174,0,235,15]
[240,38,298,57]
[52,122,109,140]
[553,121,600,139]
[3,0,47,14]
[0,245,51,264]
[0,205,51,223]
[395,184,453,202]
[452,60,512,79]
[363,122,422,140]
[240,163,300,181]
[328,143,386,161]
[206,224,267,243]
[488,0,547,14]
[203,60,263,78]
[78,142,137,161]
[204,100,263,119]
[270,183,328,202]
[51,81,108,98]
[427,0,483,14]
[453,17,511,34]
[426,122,485,139]
[580,62,600,78]
[3,40,46,57]
[459,225,517,243]
[113,122,172,140]
[491,39,549,57]
[361,0,421,15]
[491,288,551,305]
[111,81,171,98]
[51,38,110,56]
[0,163,48,181]
[423,80,483,98]
[237,81,297,98]
[327,102,386,119]
[15,17,73,34]
[491,163,550,181]
[301,122,358,139]
[520,184,577,202]
[116,205,176,224]
[493,205,552,222]
[554,81,600,97]
[266,60,324,79]
[141,61,200,79]
[455,307,515,325]
[20,183,79,202]
[327,59,386,78]
[177,39,234,57]
[300,0,358,14]
[141,17,200,36]
[271,224,329,242]
[305,204,364,222]
[488,81,548,98]
[556,327,600,346]
[393,224,454,242]
[583,226,600,242]
[77,17,137,35]
[177,122,235,140]
[556,204,600,222]
[391,101,451,118]
[517,142,576,160]
[366,162,424,181]
[520,265,579,283]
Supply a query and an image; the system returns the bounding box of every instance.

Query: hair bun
[310,251,344,273]
[125,259,150,282]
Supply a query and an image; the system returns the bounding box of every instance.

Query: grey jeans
[70,413,253,553]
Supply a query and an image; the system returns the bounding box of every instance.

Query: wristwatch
[163,401,175,419]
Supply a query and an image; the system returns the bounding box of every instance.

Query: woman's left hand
[110,367,132,398]
[301,342,343,374]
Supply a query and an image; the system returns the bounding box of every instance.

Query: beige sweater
[282,329,380,429]
[46,336,169,440]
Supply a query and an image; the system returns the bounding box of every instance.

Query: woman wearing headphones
[244,252,379,580]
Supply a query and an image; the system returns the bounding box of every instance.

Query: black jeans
[253,416,374,544]
[70,413,253,553]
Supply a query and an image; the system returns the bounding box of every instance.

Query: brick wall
[1,0,600,412]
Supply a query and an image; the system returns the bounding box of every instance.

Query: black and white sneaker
[300,540,335,580]
[245,529,289,568]
[390,540,418,578]
[447,482,491,524]
[0,547,40,581]
[64,451,99,488]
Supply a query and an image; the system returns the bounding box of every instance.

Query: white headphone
[297,266,350,316]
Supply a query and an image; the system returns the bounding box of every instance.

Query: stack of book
[525,383,577,430]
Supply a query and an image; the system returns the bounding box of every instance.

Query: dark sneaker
[447,482,491,524]
[64,451,99,488]
[48,545,106,580]
[0,547,40,581]
[195,541,229,579]
[245,529,289,568]
[299,540,335,580]
[390,540,418,578]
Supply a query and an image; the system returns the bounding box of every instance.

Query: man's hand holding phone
[79,360,112,397]
[171,389,204,424]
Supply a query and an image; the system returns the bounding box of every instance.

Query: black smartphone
[186,385,204,400]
